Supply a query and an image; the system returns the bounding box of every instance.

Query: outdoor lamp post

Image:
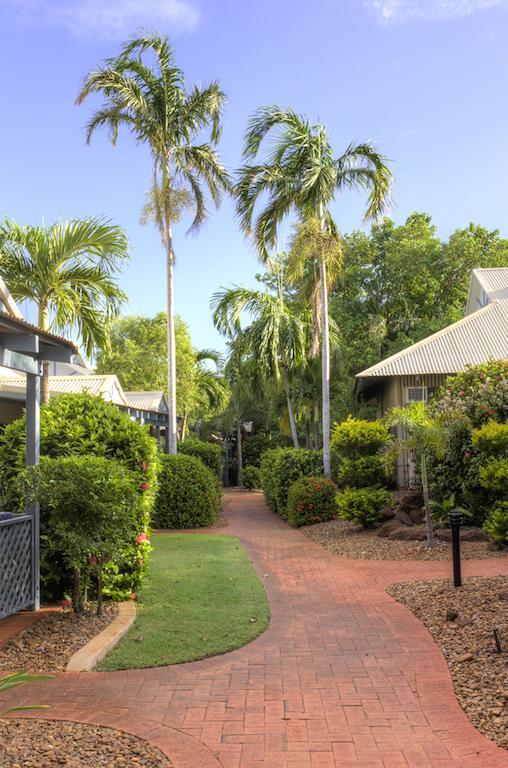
[449,510,463,587]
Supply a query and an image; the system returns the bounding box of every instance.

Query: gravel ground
[0,718,171,767]
[0,604,118,673]
[301,519,508,560]
[388,576,508,749]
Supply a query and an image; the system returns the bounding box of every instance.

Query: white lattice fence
[0,514,34,619]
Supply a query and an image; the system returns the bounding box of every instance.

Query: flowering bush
[287,477,337,527]
[428,362,508,524]
[0,393,158,601]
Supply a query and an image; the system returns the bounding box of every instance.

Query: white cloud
[366,0,508,24]
[0,0,201,37]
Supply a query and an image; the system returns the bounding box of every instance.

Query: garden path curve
[10,490,508,768]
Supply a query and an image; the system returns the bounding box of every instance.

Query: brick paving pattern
[4,491,508,767]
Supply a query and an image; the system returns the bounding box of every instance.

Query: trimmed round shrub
[478,458,508,494]
[336,455,388,488]
[0,393,157,601]
[241,465,261,491]
[331,417,391,458]
[472,421,508,457]
[483,501,508,545]
[154,454,220,528]
[287,477,337,527]
[259,448,323,518]
[178,438,224,482]
[336,487,391,529]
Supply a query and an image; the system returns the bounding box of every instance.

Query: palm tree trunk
[283,372,299,449]
[421,453,436,548]
[38,304,50,405]
[180,409,188,442]
[165,233,178,454]
[319,206,331,479]
[236,419,243,488]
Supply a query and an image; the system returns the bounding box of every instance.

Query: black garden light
[448,510,463,587]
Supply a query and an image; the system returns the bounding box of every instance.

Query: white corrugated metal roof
[356,301,508,379]
[0,374,127,405]
[124,391,168,414]
[474,268,508,301]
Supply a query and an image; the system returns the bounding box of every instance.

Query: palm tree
[236,106,392,477]
[385,402,448,548]
[0,217,128,402]
[77,35,230,453]
[211,264,307,449]
[180,349,228,440]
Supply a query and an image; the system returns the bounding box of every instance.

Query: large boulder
[437,527,489,542]
[387,526,428,541]
[377,519,402,538]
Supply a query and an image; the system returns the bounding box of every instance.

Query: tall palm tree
[180,349,228,440]
[236,106,392,477]
[77,35,230,453]
[211,268,307,449]
[0,217,128,402]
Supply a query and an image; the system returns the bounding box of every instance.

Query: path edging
[66,601,136,672]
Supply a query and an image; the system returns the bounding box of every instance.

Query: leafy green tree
[236,106,391,477]
[77,34,230,454]
[0,217,128,402]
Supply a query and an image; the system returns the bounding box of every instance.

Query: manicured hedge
[259,448,323,518]
[336,487,391,529]
[178,438,224,482]
[241,465,261,490]
[287,477,337,527]
[331,417,391,458]
[154,454,220,529]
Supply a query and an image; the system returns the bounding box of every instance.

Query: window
[406,386,427,403]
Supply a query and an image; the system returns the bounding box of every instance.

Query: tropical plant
[286,476,337,527]
[0,217,128,402]
[0,670,53,715]
[428,494,472,526]
[236,105,392,477]
[77,35,230,453]
[336,486,391,529]
[212,260,308,449]
[385,403,448,548]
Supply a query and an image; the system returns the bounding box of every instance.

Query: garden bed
[0,604,118,672]
[387,576,508,749]
[301,519,507,560]
[0,718,171,767]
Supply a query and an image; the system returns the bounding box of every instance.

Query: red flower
[464,451,472,460]
[88,554,97,565]
[139,481,149,491]
[141,462,148,472]
[61,598,72,608]
[136,532,148,544]
[457,391,464,397]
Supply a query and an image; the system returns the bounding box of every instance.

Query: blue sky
[0,0,507,352]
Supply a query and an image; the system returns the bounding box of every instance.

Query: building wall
[0,400,23,427]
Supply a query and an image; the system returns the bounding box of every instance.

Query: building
[355,267,508,484]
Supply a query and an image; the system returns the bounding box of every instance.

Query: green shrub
[24,456,139,614]
[243,432,289,468]
[154,454,220,528]
[0,393,157,601]
[336,455,388,488]
[336,487,391,529]
[472,421,508,457]
[178,438,224,482]
[331,417,391,458]
[241,465,261,490]
[287,477,337,527]
[483,501,508,545]
[259,448,323,517]
[478,458,508,494]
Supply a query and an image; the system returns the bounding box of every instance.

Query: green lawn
[97,533,270,670]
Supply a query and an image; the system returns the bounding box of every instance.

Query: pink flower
[139,481,149,491]
[464,451,472,460]
[61,598,72,608]
[88,554,97,565]
[457,391,464,397]
[136,533,148,544]
[141,462,148,472]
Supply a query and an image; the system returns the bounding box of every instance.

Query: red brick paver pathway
[8,491,508,768]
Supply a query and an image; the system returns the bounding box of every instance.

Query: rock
[388,526,428,541]
[381,506,396,520]
[446,609,459,622]
[396,490,422,513]
[394,509,414,526]
[498,592,508,601]
[456,652,475,662]
[409,507,425,524]
[490,708,503,716]
[377,520,402,538]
